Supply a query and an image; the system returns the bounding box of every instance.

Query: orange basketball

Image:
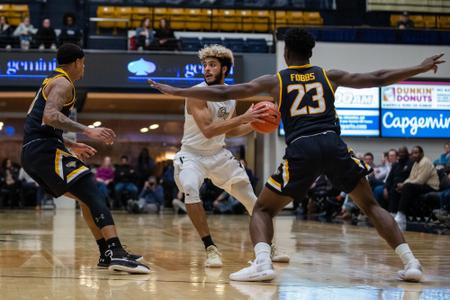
[250,101,281,133]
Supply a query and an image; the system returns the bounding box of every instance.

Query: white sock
[395,243,417,266]
[254,242,271,264]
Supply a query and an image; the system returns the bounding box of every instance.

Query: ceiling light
[140,127,149,133]
[149,124,159,130]
[88,125,95,129]
[93,121,102,127]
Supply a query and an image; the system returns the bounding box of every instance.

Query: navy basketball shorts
[21,138,91,197]
[266,131,372,199]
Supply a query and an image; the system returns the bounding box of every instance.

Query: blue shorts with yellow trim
[266,131,372,198]
[21,138,91,197]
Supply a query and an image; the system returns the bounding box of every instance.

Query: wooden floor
[0,210,449,300]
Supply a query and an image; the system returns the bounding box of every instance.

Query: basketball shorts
[266,131,372,199]
[21,138,91,197]
[173,148,250,194]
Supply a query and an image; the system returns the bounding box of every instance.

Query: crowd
[1,143,449,230]
[0,13,82,50]
[132,18,179,51]
[299,142,450,229]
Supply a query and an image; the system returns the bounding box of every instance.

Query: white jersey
[181,82,236,155]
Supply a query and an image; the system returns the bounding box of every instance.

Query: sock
[254,242,271,264]
[395,243,417,266]
[96,238,108,256]
[202,235,215,249]
[106,237,123,250]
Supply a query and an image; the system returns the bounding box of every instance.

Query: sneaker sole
[108,262,150,274]
[401,270,423,282]
[229,269,275,282]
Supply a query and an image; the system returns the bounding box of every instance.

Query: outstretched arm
[149,74,278,102]
[327,54,445,89]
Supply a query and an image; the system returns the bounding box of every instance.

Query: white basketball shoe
[270,244,290,263]
[205,245,223,268]
[229,259,275,282]
[398,259,423,282]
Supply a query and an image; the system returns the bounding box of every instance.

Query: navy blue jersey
[277,64,339,144]
[23,68,76,144]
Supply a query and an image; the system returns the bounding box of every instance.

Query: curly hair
[198,44,234,76]
[284,28,316,60]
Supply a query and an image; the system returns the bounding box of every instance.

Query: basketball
[250,101,281,133]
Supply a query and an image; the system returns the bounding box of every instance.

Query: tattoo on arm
[43,78,87,133]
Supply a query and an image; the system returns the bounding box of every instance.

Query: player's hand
[84,127,116,145]
[240,104,269,124]
[420,53,445,73]
[148,79,179,95]
[71,142,97,161]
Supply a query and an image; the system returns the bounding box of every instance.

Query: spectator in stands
[434,165,450,220]
[135,18,155,51]
[136,148,155,189]
[394,146,440,231]
[161,160,176,207]
[172,190,186,214]
[397,12,414,29]
[95,156,114,206]
[212,191,245,214]
[434,142,450,167]
[34,18,57,50]
[0,159,20,208]
[386,146,413,214]
[127,176,164,214]
[13,17,37,50]
[19,167,44,209]
[240,159,258,190]
[154,18,179,50]
[59,13,82,46]
[373,149,398,208]
[114,155,138,208]
[0,16,13,49]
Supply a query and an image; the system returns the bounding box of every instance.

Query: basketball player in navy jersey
[149,28,444,282]
[21,43,149,274]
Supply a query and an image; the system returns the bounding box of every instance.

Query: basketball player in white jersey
[174,45,289,267]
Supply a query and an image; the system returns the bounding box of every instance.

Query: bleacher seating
[0,4,29,26]
[390,13,448,29]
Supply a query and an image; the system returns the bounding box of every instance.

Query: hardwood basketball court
[0,210,449,299]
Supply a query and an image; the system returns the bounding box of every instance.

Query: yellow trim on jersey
[322,68,335,95]
[66,166,89,184]
[54,148,72,180]
[282,160,290,187]
[277,72,283,111]
[42,68,76,106]
[288,64,312,69]
[267,177,282,192]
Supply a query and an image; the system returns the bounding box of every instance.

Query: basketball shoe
[229,259,275,281]
[106,248,150,274]
[270,244,290,263]
[398,259,423,282]
[98,248,143,268]
[205,245,223,268]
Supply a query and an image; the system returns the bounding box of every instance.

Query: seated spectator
[364,152,381,188]
[397,12,414,29]
[372,149,398,207]
[0,16,13,49]
[433,165,450,220]
[13,16,37,50]
[136,147,155,189]
[114,155,138,208]
[34,18,57,50]
[212,191,245,214]
[154,18,179,50]
[19,167,45,209]
[59,13,82,46]
[1,159,20,208]
[135,18,155,51]
[433,142,450,167]
[95,156,114,206]
[127,176,164,214]
[161,160,176,207]
[394,146,440,231]
[172,190,186,214]
[240,159,258,190]
[386,146,413,213]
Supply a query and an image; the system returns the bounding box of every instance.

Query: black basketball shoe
[97,251,144,268]
[106,248,150,274]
